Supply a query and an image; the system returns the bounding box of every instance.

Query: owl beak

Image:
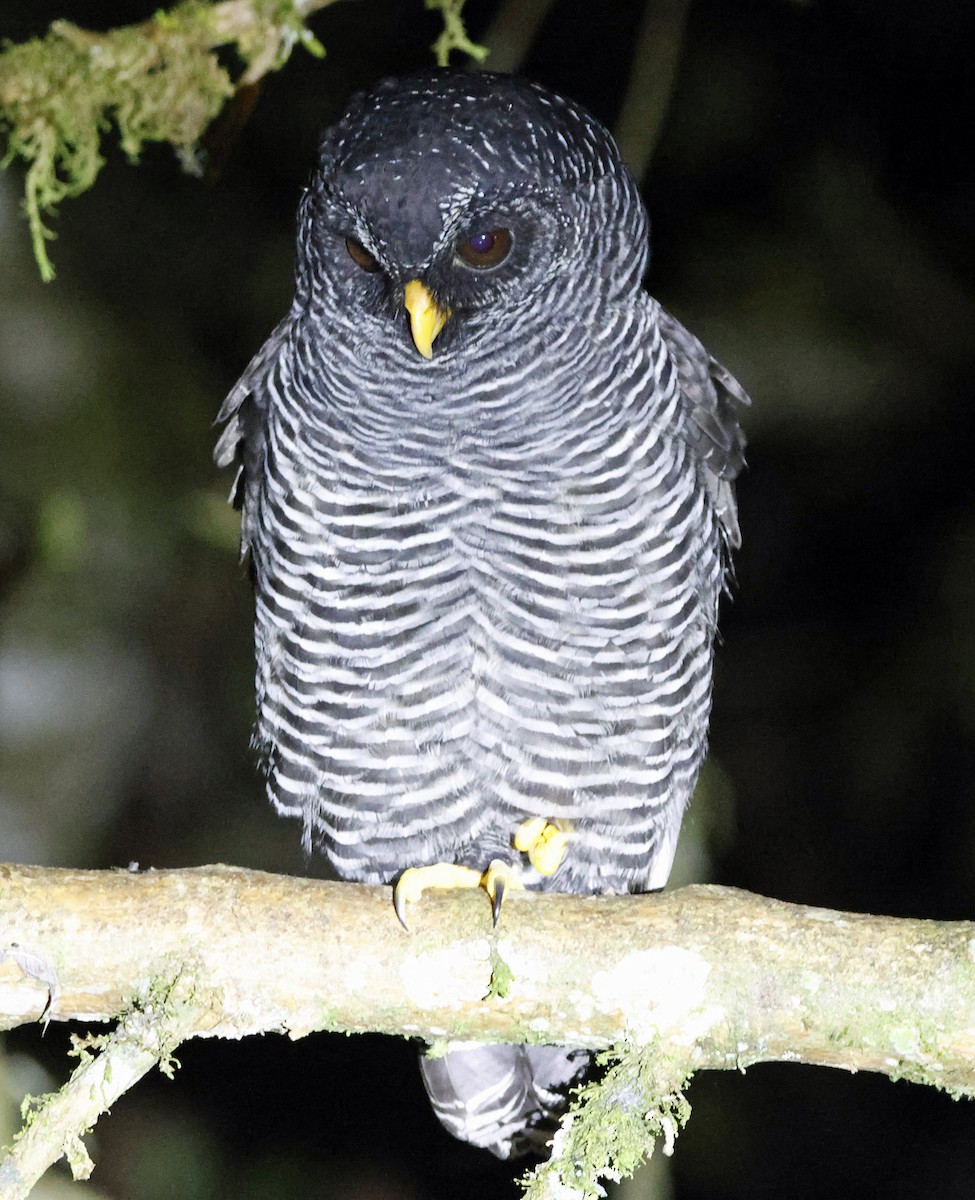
[404,280,451,359]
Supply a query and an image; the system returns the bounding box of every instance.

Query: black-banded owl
[216,70,747,1160]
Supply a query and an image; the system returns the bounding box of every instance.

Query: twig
[2,865,974,1084]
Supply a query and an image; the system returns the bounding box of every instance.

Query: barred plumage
[217,70,747,1161]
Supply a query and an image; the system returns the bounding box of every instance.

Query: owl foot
[394,860,523,930]
[513,818,570,876]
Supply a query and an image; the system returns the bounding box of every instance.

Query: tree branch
[2,864,974,1195]
[476,0,556,74]
[613,0,693,182]
[0,969,205,1200]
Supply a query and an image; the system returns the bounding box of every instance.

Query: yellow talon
[482,859,524,924]
[513,818,570,876]
[393,861,523,930]
[393,864,482,929]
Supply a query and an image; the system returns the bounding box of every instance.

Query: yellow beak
[404,280,451,359]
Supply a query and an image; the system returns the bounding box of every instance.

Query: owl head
[294,71,650,359]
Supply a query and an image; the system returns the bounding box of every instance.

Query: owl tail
[419,1043,590,1159]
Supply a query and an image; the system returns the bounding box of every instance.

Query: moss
[426,0,488,67]
[521,1045,694,1200]
[487,949,515,1000]
[63,1132,95,1179]
[0,0,324,280]
[67,1031,111,1066]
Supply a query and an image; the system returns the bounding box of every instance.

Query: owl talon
[482,860,523,925]
[491,880,505,925]
[393,863,483,930]
[392,860,525,929]
[513,818,570,876]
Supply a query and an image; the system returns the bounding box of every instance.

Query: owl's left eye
[456,228,512,269]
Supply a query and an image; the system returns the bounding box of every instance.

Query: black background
[1,2,974,1197]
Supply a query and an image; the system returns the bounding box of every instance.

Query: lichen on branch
[426,0,489,67]
[0,964,210,1200]
[0,1,320,279]
[523,1046,693,1200]
[3,865,975,1195]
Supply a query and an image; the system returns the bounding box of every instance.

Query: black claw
[393,890,411,932]
[492,878,505,925]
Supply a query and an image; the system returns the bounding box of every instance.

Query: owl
[216,69,747,1159]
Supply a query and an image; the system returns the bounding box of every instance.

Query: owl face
[294,71,649,358]
[305,177,574,320]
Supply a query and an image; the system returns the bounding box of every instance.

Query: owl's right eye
[346,238,380,273]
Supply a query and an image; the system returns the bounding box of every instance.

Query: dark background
[2,1,974,1197]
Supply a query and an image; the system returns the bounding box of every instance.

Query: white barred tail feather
[420,1044,590,1159]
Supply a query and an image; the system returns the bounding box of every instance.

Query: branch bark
[2,864,974,1195]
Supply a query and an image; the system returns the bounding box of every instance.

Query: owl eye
[457,228,512,269]
[346,237,380,273]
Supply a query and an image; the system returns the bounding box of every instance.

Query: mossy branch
[427,0,490,67]
[0,0,485,281]
[0,968,207,1200]
[2,865,975,1197]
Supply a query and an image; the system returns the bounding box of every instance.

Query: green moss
[426,0,488,67]
[63,1131,95,1178]
[0,3,235,279]
[18,1093,42,1126]
[521,1045,694,1200]
[487,950,515,1000]
[67,1031,110,1065]
[0,1,322,280]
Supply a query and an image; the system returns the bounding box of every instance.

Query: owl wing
[213,317,290,559]
[658,306,750,549]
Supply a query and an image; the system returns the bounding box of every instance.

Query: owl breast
[250,328,721,894]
